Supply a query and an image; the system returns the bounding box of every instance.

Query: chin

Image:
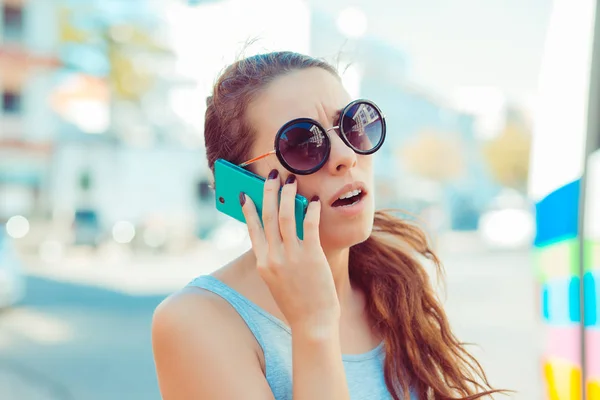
[320,209,375,250]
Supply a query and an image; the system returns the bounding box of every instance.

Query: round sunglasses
[239,99,386,175]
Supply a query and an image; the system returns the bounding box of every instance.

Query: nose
[325,126,357,175]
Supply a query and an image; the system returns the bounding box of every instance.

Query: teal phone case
[214,159,308,240]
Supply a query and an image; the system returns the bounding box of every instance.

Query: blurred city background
[0,0,597,399]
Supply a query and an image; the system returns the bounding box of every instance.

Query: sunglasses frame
[240,99,387,175]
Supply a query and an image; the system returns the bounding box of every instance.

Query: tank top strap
[186,275,290,350]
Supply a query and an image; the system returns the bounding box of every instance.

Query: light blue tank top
[188,275,412,400]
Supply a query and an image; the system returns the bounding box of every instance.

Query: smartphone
[214,158,309,240]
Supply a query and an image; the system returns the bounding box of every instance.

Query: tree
[56,5,176,140]
[78,169,92,192]
[482,113,531,191]
[58,6,171,103]
[399,130,466,182]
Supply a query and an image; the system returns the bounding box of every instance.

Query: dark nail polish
[268,169,279,180]
[239,192,246,206]
[311,195,320,202]
[285,175,296,185]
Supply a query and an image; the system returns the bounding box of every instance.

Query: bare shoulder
[151,275,273,399]
[151,282,258,359]
[152,252,257,339]
[153,284,237,334]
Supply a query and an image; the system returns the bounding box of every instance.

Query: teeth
[338,189,362,200]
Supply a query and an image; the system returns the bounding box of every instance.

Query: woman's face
[245,67,376,251]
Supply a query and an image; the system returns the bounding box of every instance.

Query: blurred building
[0,0,203,247]
[44,0,207,247]
[0,0,61,221]
[309,9,498,230]
[48,0,313,246]
[1,0,501,250]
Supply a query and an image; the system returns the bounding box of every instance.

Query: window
[196,179,213,202]
[359,113,367,125]
[2,91,22,114]
[2,4,24,43]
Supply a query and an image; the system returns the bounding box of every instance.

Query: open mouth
[332,189,366,207]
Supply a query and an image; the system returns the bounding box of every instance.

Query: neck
[324,247,355,309]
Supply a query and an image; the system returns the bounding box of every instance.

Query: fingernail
[311,195,320,202]
[285,174,296,185]
[268,169,279,180]
[239,192,246,206]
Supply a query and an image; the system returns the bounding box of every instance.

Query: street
[0,277,164,400]
[0,244,542,400]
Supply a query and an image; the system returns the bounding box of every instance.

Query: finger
[279,174,298,246]
[240,193,267,258]
[262,169,283,245]
[302,196,322,246]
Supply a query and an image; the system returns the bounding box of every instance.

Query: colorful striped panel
[587,241,600,272]
[542,277,581,324]
[545,327,581,365]
[587,329,600,381]
[589,380,600,400]
[534,180,580,247]
[534,239,579,282]
[535,180,582,400]
[585,272,598,326]
[535,240,600,283]
[543,360,582,400]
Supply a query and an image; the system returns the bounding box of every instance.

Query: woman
[152,51,504,399]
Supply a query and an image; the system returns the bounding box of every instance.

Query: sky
[308,0,554,110]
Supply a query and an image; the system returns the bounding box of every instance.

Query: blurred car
[0,225,26,309]
[478,190,535,250]
[72,208,102,247]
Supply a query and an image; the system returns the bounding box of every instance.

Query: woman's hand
[240,169,340,335]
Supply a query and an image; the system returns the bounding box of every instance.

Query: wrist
[290,313,340,342]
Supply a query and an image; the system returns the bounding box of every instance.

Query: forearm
[291,324,350,400]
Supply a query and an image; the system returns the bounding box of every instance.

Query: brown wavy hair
[204,51,507,400]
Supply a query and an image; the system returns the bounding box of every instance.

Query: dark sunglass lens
[278,122,328,172]
[341,102,384,152]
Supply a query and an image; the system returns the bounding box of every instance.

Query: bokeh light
[336,7,368,39]
[6,215,30,239]
[112,221,136,244]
